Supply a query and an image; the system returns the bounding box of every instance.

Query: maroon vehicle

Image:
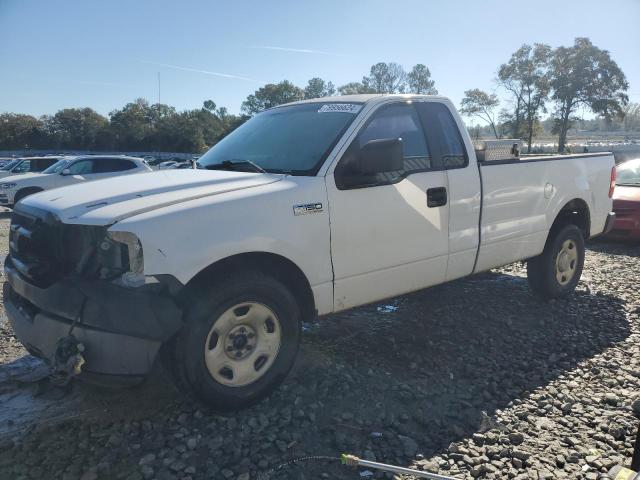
[607,158,640,242]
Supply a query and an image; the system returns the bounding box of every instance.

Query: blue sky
[1,0,639,117]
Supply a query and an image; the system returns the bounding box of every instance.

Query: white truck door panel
[327,102,449,311]
[328,172,449,310]
[444,166,481,280]
[415,101,481,281]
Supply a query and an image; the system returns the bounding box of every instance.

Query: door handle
[427,187,447,207]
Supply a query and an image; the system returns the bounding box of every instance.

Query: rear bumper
[603,211,617,235]
[604,211,640,240]
[4,258,184,381]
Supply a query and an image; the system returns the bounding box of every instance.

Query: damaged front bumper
[4,257,184,384]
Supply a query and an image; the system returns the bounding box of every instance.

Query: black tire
[167,271,301,411]
[14,188,42,204]
[527,223,585,299]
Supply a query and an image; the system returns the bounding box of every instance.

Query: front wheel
[167,272,301,410]
[527,223,585,299]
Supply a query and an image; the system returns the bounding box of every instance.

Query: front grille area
[9,206,105,287]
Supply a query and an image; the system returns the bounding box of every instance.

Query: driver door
[326,102,450,311]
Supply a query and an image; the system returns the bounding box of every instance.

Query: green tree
[108,99,177,150]
[362,62,407,93]
[460,89,501,139]
[203,100,217,112]
[154,110,208,152]
[407,64,437,94]
[622,102,640,131]
[241,81,304,115]
[109,98,155,150]
[337,82,374,95]
[202,99,242,134]
[303,78,336,99]
[46,107,109,150]
[549,37,629,152]
[0,113,46,150]
[498,43,552,152]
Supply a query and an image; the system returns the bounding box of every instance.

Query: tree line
[0,100,245,154]
[460,38,630,152]
[0,38,633,154]
[0,62,438,154]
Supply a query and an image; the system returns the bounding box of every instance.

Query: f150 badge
[293,203,323,216]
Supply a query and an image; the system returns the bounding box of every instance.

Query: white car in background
[158,160,179,169]
[0,155,151,207]
[0,156,62,179]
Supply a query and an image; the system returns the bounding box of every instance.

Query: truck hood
[20,170,285,226]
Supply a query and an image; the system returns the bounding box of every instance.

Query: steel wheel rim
[204,302,282,387]
[555,239,578,286]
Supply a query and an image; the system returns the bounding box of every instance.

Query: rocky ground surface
[0,210,638,480]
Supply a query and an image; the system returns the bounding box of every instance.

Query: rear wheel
[527,224,585,299]
[167,272,301,410]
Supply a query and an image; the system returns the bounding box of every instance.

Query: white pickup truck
[5,95,616,410]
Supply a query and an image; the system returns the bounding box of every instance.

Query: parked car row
[0,153,204,209]
[0,156,62,179]
[0,155,151,208]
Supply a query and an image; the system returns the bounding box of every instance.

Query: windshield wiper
[616,183,640,187]
[205,159,266,173]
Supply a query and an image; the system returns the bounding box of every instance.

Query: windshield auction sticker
[318,103,362,114]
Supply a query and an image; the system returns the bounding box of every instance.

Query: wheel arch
[550,198,591,238]
[184,252,316,323]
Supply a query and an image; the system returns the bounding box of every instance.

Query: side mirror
[356,138,403,174]
[61,169,71,176]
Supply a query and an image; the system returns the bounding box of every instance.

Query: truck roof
[279,93,450,108]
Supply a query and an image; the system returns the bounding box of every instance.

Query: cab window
[335,103,434,189]
[417,103,468,169]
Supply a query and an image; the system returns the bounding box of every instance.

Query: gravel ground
[0,212,638,480]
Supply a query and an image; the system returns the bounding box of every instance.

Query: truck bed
[482,151,611,165]
[474,151,614,272]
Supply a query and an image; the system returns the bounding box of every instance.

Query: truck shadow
[290,269,630,470]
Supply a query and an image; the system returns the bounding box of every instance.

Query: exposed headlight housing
[1,183,17,189]
[105,231,146,287]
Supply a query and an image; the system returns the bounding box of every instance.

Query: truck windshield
[197,103,361,175]
[42,159,70,174]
